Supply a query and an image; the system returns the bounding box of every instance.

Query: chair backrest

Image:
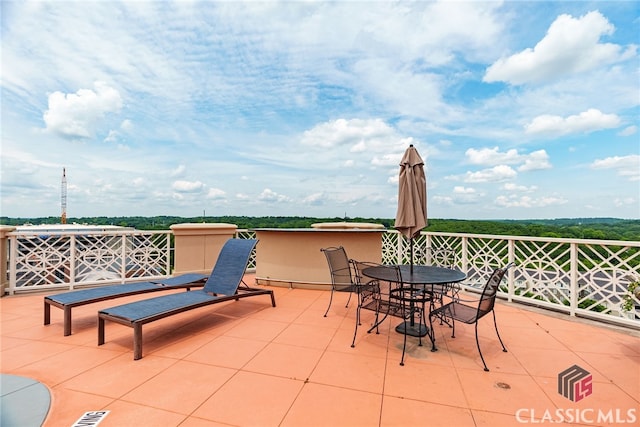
[321,246,354,289]
[203,239,258,295]
[476,263,514,319]
[350,260,388,286]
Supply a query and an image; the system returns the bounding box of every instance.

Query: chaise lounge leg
[44,301,50,326]
[98,316,105,346]
[133,323,143,360]
[64,307,72,336]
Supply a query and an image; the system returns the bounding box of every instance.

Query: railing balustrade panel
[3,227,638,328]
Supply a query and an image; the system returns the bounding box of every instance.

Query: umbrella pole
[409,237,414,274]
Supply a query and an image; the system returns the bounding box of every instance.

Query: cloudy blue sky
[1,1,639,220]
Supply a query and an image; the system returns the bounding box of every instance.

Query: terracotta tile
[326,321,391,359]
[508,346,592,377]
[97,399,187,426]
[533,372,640,414]
[184,335,268,369]
[222,317,289,341]
[471,409,524,426]
[310,349,386,393]
[281,382,382,427]
[243,342,323,380]
[121,360,236,414]
[0,340,76,371]
[13,346,123,387]
[43,386,114,427]
[147,328,219,360]
[59,353,177,398]
[383,359,468,407]
[456,369,555,415]
[381,395,475,427]
[548,327,629,354]
[576,351,640,399]
[273,322,337,350]
[2,284,639,427]
[250,305,306,323]
[192,371,304,426]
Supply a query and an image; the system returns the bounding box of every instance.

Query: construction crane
[61,168,67,224]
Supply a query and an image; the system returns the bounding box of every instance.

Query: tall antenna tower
[61,168,67,224]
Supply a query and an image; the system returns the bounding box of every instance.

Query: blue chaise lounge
[97,238,275,360]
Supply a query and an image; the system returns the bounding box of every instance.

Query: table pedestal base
[395,321,428,337]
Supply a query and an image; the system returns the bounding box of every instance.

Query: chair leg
[400,326,408,366]
[493,311,508,353]
[323,288,334,317]
[400,303,408,366]
[345,290,352,308]
[475,322,489,372]
[351,302,361,348]
[428,302,437,352]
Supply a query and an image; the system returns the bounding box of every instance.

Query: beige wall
[0,226,16,296]
[170,223,238,275]
[254,228,383,289]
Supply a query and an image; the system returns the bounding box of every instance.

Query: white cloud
[518,150,552,172]
[524,109,621,137]
[206,188,226,199]
[172,180,204,192]
[170,165,186,178]
[301,118,396,149]
[614,197,636,207]
[618,126,637,137]
[466,147,520,165]
[503,183,538,192]
[43,81,123,139]
[465,147,551,172]
[258,188,292,203]
[495,195,568,208]
[464,165,517,183]
[302,192,325,206]
[103,130,119,144]
[120,119,133,132]
[484,11,636,85]
[453,186,476,194]
[450,186,481,204]
[591,155,640,181]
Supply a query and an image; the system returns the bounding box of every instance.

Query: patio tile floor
[1,274,639,427]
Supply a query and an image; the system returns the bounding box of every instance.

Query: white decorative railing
[3,228,639,328]
[382,230,640,328]
[6,230,172,293]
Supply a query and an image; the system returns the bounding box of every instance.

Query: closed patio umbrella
[394,144,427,272]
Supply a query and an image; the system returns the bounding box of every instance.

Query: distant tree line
[2,216,639,241]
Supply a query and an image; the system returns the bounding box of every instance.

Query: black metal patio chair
[348,260,383,346]
[429,262,515,371]
[320,246,358,317]
[388,269,436,366]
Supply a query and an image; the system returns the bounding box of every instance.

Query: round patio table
[362,265,466,337]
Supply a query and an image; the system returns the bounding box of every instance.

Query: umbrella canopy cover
[394,145,427,239]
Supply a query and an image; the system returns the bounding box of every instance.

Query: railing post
[120,234,127,282]
[507,239,515,302]
[69,235,76,290]
[396,231,403,265]
[461,236,468,275]
[570,242,578,317]
[0,226,16,296]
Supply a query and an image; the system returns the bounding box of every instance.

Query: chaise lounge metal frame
[97,238,276,360]
[44,272,208,336]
